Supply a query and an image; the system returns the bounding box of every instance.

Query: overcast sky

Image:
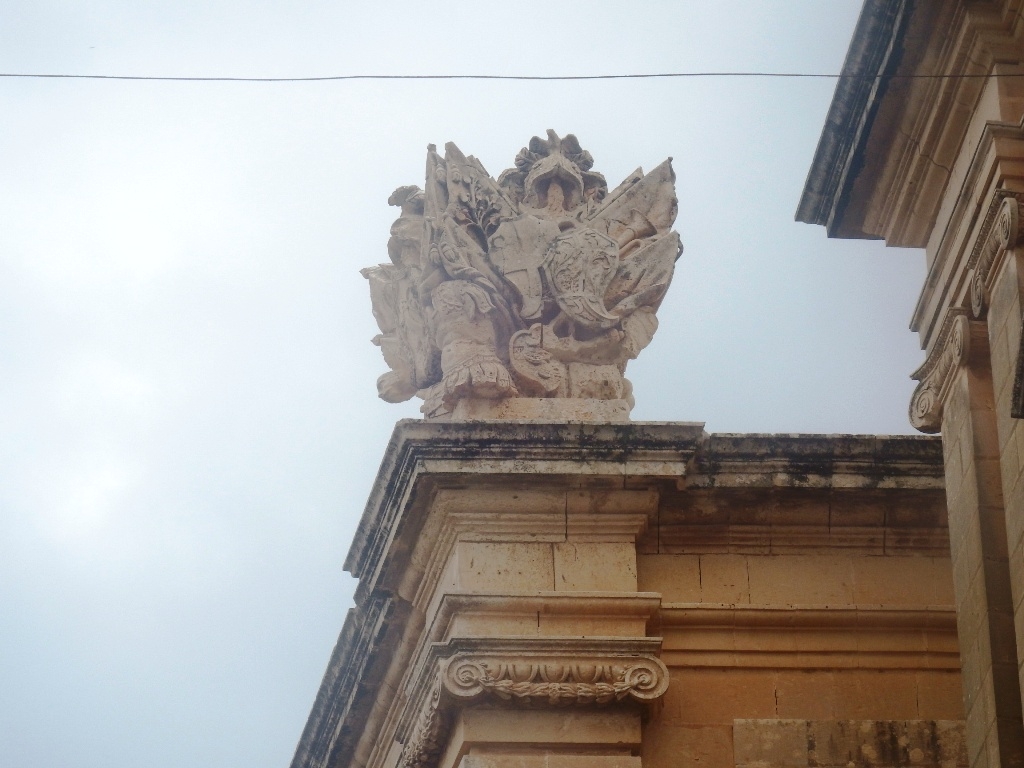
[0,3,930,767]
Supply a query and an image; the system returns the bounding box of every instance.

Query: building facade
[286,2,1024,766]
[798,2,1024,768]
[290,423,963,768]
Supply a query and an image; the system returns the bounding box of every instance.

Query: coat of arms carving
[362,130,682,419]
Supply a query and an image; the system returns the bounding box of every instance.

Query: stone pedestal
[328,421,696,768]
[449,397,632,423]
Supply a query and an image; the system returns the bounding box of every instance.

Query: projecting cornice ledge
[795,0,911,235]
[344,420,707,581]
[289,593,412,768]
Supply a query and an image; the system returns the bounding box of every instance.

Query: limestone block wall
[796,4,1024,767]
[734,720,968,768]
[289,424,963,768]
[635,464,961,768]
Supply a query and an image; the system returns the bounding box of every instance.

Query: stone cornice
[290,426,947,768]
[796,0,913,234]
[659,603,957,631]
[799,0,1024,247]
[289,593,412,768]
[344,421,707,584]
[423,592,663,646]
[651,523,949,557]
[659,603,960,670]
[685,433,944,487]
[910,119,1024,347]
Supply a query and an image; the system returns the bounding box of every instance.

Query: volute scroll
[970,194,1024,319]
[909,312,988,433]
[441,653,669,706]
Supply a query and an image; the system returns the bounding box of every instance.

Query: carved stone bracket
[396,638,667,768]
[909,311,987,433]
[970,192,1024,319]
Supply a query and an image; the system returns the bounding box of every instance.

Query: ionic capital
[397,638,667,768]
[971,193,1024,319]
[909,312,987,433]
[441,652,668,706]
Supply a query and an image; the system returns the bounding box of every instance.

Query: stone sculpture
[363,130,682,419]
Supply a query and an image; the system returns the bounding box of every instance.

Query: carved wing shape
[605,232,682,317]
[587,159,677,245]
[541,228,620,329]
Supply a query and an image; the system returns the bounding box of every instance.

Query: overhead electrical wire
[1,71,1023,83]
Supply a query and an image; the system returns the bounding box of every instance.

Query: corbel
[909,311,989,433]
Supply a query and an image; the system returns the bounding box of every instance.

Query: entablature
[797,0,1024,251]
[290,423,948,768]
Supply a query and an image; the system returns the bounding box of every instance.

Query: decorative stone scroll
[970,193,1024,318]
[442,653,669,706]
[909,312,987,433]
[363,131,682,419]
[396,639,669,768]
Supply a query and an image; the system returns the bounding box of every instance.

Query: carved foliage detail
[398,685,450,768]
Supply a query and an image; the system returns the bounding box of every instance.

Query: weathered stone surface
[735,720,968,768]
[734,718,807,768]
[460,755,640,768]
[290,423,961,768]
[450,396,631,422]
[363,131,682,419]
[801,14,1024,765]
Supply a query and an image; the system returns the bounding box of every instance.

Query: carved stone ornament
[909,311,981,433]
[442,653,669,706]
[363,131,682,418]
[395,640,669,768]
[397,684,450,768]
[970,193,1024,318]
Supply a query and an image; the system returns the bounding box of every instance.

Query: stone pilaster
[292,422,704,768]
[972,196,1024,741]
[920,315,1024,768]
